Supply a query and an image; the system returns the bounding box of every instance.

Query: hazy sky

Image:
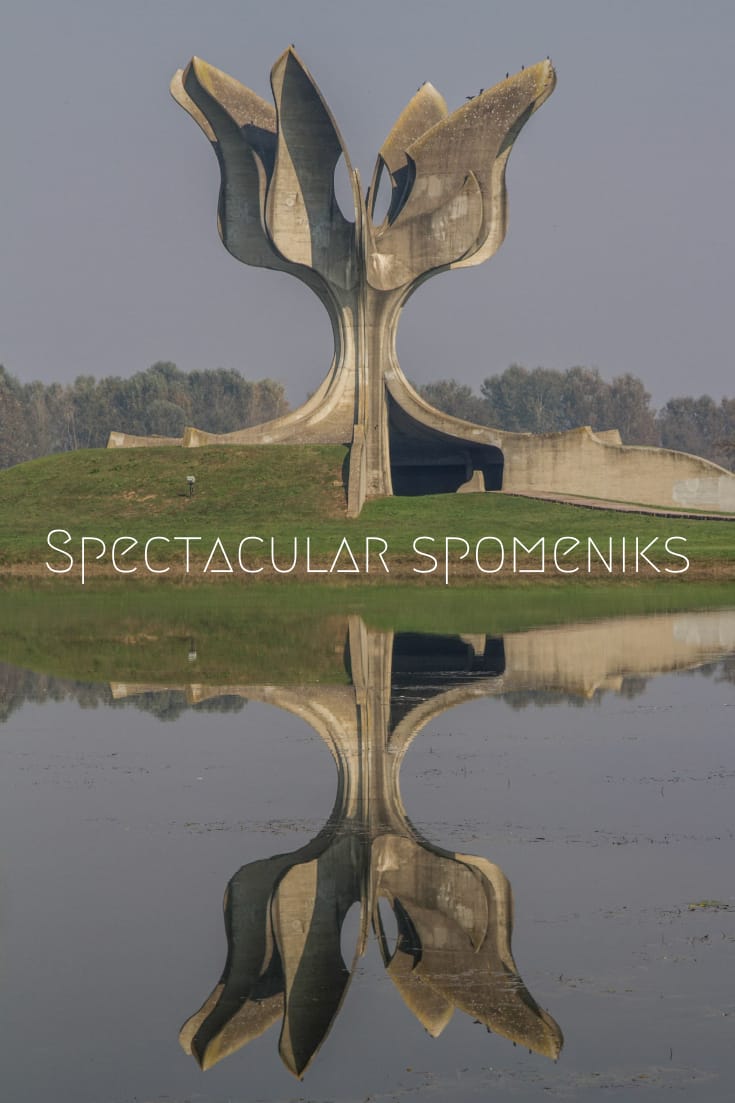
[1,0,733,406]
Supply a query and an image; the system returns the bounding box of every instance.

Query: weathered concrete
[107,430,181,447]
[107,49,735,516]
[107,51,554,503]
[110,608,735,715]
[111,608,735,1075]
[175,618,562,1076]
[507,489,735,522]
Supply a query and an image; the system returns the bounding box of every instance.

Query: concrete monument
[109,608,735,1075]
[177,621,563,1077]
[108,50,735,516]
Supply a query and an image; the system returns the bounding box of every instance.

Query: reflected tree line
[418,365,735,469]
[501,678,648,711]
[2,659,732,727]
[0,664,246,725]
[2,619,733,1078]
[1,360,734,470]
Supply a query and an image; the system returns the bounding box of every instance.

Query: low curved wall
[107,431,183,447]
[106,419,735,514]
[499,427,735,512]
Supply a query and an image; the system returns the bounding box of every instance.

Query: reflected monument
[110,609,735,1076]
[107,48,735,515]
[166,609,735,1076]
[179,623,562,1076]
[4,609,735,1076]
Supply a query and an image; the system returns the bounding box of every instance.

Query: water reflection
[1,608,734,1087]
[114,610,734,1078]
[179,622,560,1076]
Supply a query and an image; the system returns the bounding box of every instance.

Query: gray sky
[1,0,733,406]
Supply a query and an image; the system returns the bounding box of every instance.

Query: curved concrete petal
[367,82,448,226]
[175,57,286,271]
[267,49,357,290]
[402,61,556,270]
[193,993,283,1070]
[273,837,363,1076]
[385,947,455,1036]
[170,68,216,142]
[374,835,490,951]
[456,853,563,1060]
[367,170,483,290]
[179,57,276,131]
[374,835,563,1060]
[377,82,449,179]
[183,852,292,1067]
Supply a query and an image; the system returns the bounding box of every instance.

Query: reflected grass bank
[2,614,733,1098]
[0,581,733,684]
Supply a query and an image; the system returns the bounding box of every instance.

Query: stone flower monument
[108,49,735,516]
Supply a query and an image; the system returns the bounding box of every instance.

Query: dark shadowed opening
[388,395,504,495]
[389,633,506,729]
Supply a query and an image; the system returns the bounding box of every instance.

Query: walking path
[505,491,735,523]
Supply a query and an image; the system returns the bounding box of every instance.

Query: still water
[0,609,733,1102]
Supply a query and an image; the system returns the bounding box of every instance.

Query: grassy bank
[0,445,733,582]
[0,581,733,684]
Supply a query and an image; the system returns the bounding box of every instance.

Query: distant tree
[146,399,188,437]
[0,362,291,469]
[67,374,111,449]
[481,363,526,430]
[2,355,732,474]
[480,364,559,431]
[417,379,489,423]
[560,366,612,431]
[714,436,735,470]
[482,365,577,433]
[178,368,287,434]
[713,395,735,470]
[246,377,290,427]
[658,395,719,456]
[517,367,565,433]
[606,374,658,445]
[0,366,33,466]
[657,394,735,468]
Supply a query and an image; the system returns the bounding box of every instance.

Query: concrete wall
[108,419,735,513]
[499,426,735,511]
[384,372,735,512]
[107,431,182,447]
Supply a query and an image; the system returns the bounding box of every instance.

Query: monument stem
[359,287,402,499]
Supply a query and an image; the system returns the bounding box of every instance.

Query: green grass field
[2,446,731,683]
[0,581,734,684]
[0,445,733,583]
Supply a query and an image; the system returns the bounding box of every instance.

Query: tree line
[418,365,735,471]
[0,361,288,469]
[0,359,733,471]
[0,662,247,725]
[1,658,731,727]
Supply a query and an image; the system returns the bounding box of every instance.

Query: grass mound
[0,444,732,580]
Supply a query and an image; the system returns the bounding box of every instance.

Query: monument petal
[175,623,565,1078]
[365,168,484,290]
[179,851,292,1069]
[370,61,555,280]
[266,48,358,291]
[109,49,735,516]
[172,58,285,272]
[367,81,449,225]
